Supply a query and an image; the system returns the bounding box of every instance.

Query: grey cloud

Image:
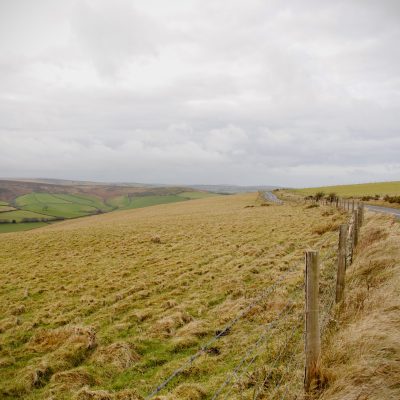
[0,0,399,186]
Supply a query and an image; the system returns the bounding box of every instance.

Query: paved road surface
[264,191,283,204]
[365,204,400,218]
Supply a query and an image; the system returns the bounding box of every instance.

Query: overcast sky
[0,0,399,187]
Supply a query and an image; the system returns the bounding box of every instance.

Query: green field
[106,195,131,209]
[293,181,400,197]
[0,222,48,233]
[0,191,220,234]
[108,194,188,209]
[0,210,56,222]
[16,193,111,219]
[51,193,112,211]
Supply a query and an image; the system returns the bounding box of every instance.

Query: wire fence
[210,302,297,400]
[144,196,362,400]
[145,264,301,399]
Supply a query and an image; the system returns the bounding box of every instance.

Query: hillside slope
[0,193,345,399]
[0,180,217,233]
[0,195,397,399]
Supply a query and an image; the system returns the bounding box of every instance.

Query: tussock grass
[0,193,346,399]
[317,212,400,400]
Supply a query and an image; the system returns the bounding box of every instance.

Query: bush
[361,196,372,201]
[314,191,325,201]
[327,192,337,202]
[383,195,400,204]
[21,218,40,223]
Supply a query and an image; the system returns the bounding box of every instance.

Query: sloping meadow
[0,193,345,399]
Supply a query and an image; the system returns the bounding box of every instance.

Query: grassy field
[0,210,57,223]
[0,222,48,233]
[106,192,215,210]
[0,191,219,233]
[16,193,113,219]
[292,181,400,197]
[106,194,187,209]
[0,193,347,399]
[0,205,16,212]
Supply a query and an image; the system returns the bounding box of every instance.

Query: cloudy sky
[0,0,399,187]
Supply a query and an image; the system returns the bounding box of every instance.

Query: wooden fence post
[336,224,348,303]
[304,250,320,392]
[358,203,364,227]
[353,209,359,248]
[347,222,353,265]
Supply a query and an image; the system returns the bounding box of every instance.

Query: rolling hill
[0,180,218,233]
[291,181,400,197]
[0,192,398,399]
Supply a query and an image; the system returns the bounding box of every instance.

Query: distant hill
[0,179,189,202]
[3,178,158,188]
[0,179,218,233]
[189,184,281,194]
[292,181,400,197]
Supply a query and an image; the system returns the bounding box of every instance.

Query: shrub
[327,192,337,202]
[383,195,400,204]
[361,196,372,201]
[21,218,40,223]
[314,191,325,201]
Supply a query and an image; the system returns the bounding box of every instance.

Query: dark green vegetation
[0,222,48,233]
[0,180,219,233]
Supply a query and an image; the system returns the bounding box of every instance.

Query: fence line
[144,195,364,399]
[303,195,365,392]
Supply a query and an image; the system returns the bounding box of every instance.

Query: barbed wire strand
[145,264,304,399]
[252,315,303,400]
[277,350,304,400]
[211,302,297,400]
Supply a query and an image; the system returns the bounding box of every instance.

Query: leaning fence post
[304,250,320,392]
[336,224,348,303]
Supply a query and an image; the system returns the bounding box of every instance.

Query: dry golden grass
[317,212,400,400]
[0,193,350,399]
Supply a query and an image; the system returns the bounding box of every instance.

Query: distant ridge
[188,184,281,194]
[1,178,282,194]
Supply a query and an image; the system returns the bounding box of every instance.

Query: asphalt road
[264,191,283,204]
[365,204,400,218]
